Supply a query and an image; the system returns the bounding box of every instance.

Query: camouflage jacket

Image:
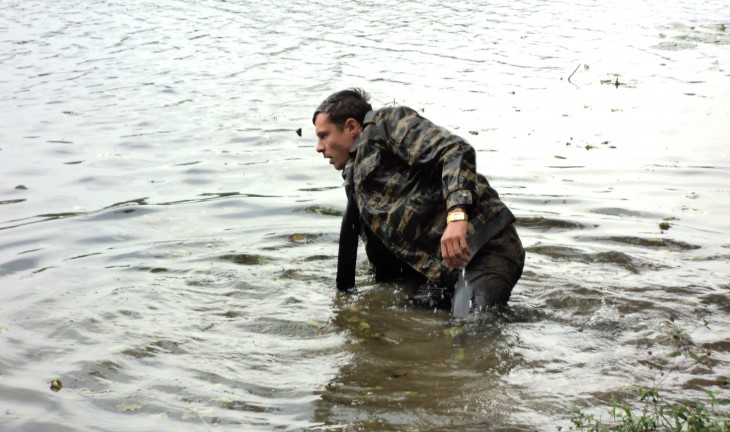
[343,106,515,287]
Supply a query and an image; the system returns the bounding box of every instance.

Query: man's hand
[440,220,471,269]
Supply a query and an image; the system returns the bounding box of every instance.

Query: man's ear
[344,118,361,137]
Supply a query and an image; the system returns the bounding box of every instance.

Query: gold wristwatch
[446,211,467,224]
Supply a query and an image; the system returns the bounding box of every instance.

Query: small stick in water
[568,63,581,83]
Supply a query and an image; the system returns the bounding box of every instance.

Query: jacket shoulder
[364,106,419,125]
[363,106,423,143]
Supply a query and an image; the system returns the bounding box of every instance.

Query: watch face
[448,212,467,223]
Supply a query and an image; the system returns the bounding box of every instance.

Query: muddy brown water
[1,0,729,430]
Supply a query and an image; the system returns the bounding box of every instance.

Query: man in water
[313,88,524,312]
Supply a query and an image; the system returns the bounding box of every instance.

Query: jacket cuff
[446,190,474,210]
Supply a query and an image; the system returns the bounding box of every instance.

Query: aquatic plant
[561,311,730,431]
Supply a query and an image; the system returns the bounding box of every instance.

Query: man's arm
[384,108,478,269]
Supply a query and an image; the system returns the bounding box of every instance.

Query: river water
[1,0,729,430]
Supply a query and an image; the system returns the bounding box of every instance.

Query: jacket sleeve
[380,107,479,212]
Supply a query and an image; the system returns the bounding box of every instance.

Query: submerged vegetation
[561,311,730,431]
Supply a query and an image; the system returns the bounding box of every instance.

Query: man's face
[314,113,358,171]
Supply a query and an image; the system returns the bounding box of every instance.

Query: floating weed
[219,253,269,265]
[296,206,342,217]
[453,347,466,361]
[296,254,332,263]
[343,313,394,343]
[117,401,143,412]
[290,233,307,243]
[287,233,324,243]
[443,325,466,338]
[516,216,585,231]
[346,315,372,332]
[279,268,302,280]
[588,236,700,251]
[216,399,270,412]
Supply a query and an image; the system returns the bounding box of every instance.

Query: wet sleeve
[385,107,479,212]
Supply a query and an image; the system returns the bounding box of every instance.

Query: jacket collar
[349,110,375,156]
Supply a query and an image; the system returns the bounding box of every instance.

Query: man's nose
[315,140,324,153]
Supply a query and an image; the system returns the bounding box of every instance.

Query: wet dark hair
[312,88,373,129]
